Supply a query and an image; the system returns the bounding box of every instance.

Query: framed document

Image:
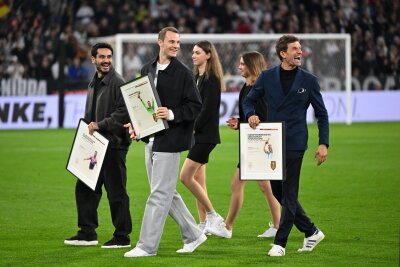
[120,73,168,139]
[239,122,286,180]
[66,119,109,190]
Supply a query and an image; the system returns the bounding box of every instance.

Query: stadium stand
[0,0,399,94]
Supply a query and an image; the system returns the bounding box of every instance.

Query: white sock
[206,211,217,217]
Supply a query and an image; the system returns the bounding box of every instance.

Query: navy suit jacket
[243,66,329,151]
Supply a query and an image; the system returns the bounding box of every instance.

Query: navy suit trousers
[270,150,317,247]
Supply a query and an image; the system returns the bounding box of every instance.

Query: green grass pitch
[0,123,399,266]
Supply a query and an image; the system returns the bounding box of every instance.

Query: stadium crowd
[0,0,399,91]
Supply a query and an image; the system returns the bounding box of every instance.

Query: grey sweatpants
[136,141,202,254]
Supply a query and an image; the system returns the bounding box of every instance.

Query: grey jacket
[84,68,131,149]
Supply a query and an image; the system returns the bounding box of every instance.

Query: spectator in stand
[7,55,24,79]
[122,44,142,79]
[98,18,113,36]
[75,0,94,26]
[37,55,53,81]
[68,57,89,81]
[1,0,400,90]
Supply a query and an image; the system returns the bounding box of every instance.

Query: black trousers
[75,148,132,240]
[270,150,317,248]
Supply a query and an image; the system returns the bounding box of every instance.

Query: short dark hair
[91,42,113,57]
[158,27,179,41]
[275,35,299,61]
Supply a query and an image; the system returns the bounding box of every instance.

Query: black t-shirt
[280,66,298,96]
[91,75,102,121]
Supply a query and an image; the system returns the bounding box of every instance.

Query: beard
[96,63,112,76]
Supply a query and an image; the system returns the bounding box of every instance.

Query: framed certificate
[239,122,286,180]
[120,73,168,139]
[66,119,109,190]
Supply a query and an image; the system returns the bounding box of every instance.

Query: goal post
[114,33,352,124]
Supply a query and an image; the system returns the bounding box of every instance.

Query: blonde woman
[179,40,229,238]
[222,51,281,238]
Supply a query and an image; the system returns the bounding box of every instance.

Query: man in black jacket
[65,43,132,249]
[124,27,205,258]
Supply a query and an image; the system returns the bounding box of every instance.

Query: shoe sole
[124,247,156,257]
[64,240,98,246]
[101,244,131,249]
[124,252,156,257]
[268,253,284,256]
[205,227,232,238]
[298,233,325,252]
[257,234,276,238]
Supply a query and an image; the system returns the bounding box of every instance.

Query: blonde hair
[193,40,225,91]
[241,51,266,85]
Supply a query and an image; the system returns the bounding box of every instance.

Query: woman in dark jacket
[179,40,229,238]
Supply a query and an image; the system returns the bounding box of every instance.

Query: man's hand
[88,122,99,135]
[156,107,169,120]
[124,123,138,140]
[248,115,260,129]
[226,117,238,129]
[315,144,328,166]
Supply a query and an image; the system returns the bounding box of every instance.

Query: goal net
[112,34,351,124]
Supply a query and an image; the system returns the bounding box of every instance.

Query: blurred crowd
[0,0,399,90]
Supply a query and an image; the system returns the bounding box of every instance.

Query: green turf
[0,123,399,266]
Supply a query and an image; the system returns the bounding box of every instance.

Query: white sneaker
[198,222,212,236]
[258,222,278,238]
[124,247,156,258]
[176,233,207,253]
[64,235,98,246]
[205,213,231,238]
[298,229,325,252]
[268,244,285,256]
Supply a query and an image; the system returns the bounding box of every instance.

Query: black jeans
[270,150,317,248]
[75,148,132,240]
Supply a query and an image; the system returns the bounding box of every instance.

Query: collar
[89,67,116,87]
[150,56,179,75]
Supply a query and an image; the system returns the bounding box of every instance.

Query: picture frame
[120,73,168,139]
[239,122,286,180]
[66,119,109,190]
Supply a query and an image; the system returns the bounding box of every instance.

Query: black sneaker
[64,235,98,246]
[101,237,131,249]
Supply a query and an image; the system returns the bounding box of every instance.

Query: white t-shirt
[154,62,169,87]
[150,62,171,142]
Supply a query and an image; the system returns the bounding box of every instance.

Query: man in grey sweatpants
[124,27,206,257]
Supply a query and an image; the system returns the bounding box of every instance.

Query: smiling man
[65,43,132,249]
[243,35,329,257]
[124,27,204,258]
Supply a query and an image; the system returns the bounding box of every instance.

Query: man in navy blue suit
[243,35,329,257]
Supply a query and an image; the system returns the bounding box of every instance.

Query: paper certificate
[120,74,168,139]
[66,119,109,190]
[239,122,285,180]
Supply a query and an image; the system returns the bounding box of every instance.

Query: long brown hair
[241,51,265,85]
[193,40,225,91]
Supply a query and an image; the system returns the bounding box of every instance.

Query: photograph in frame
[120,73,168,139]
[239,122,286,180]
[66,119,109,190]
